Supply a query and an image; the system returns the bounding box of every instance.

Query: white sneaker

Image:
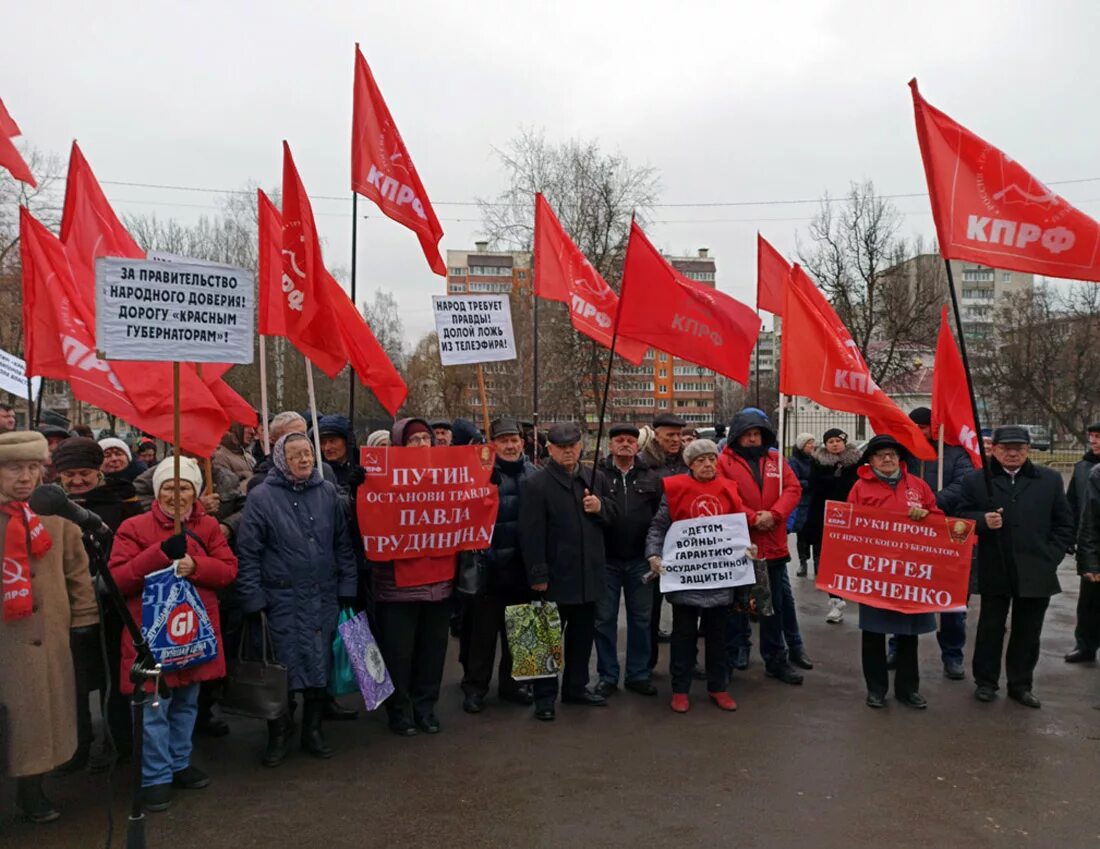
[825,598,845,624]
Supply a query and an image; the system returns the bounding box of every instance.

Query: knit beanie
[794,432,815,451]
[152,456,203,497]
[683,438,719,466]
[365,430,391,448]
[822,428,848,443]
[98,437,132,460]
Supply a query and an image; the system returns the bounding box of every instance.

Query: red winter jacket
[718,447,803,560]
[109,502,238,693]
[847,465,941,515]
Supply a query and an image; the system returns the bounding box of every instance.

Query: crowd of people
[0,399,1096,826]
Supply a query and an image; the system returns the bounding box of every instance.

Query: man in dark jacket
[958,426,1075,708]
[1071,462,1100,661]
[314,414,358,493]
[901,406,975,680]
[519,422,616,720]
[641,412,689,664]
[460,417,536,713]
[1065,422,1100,662]
[593,424,663,698]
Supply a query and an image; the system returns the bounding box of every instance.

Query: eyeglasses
[875,451,899,459]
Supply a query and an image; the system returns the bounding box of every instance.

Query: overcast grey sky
[7,1,1100,343]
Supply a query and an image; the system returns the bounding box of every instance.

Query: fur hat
[152,456,203,497]
[0,431,49,463]
[683,438,719,465]
[51,437,104,472]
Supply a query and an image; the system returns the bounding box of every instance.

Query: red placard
[816,500,975,614]
[357,445,499,561]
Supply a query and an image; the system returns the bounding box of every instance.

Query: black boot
[323,695,359,721]
[301,691,334,759]
[262,714,292,768]
[16,775,60,824]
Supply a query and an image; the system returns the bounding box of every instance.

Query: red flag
[58,142,246,424]
[757,234,789,315]
[20,208,228,456]
[280,142,348,377]
[617,222,760,385]
[351,45,445,276]
[781,265,935,460]
[910,79,1100,281]
[323,271,408,416]
[0,98,35,186]
[257,189,286,337]
[932,306,982,467]
[533,194,647,364]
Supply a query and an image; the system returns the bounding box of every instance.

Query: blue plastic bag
[142,564,218,671]
[328,608,358,697]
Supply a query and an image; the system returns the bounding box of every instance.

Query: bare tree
[361,290,406,370]
[798,181,944,385]
[0,145,65,271]
[478,129,660,422]
[973,283,1100,441]
[400,332,474,417]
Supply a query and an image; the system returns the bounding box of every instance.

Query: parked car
[1018,424,1052,451]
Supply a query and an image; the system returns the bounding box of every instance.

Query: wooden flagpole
[304,356,323,463]
[476,364,492,438]
[937,424,945,491]
[172,362,182,533]
[196,363,214,496]
[259,335,271,455]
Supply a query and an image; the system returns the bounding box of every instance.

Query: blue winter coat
[787,449,814,532]
[235,468,358,690]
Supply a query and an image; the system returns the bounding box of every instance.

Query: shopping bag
[222,613,288,720]
[504,601,563,680]
[328,608,358,697]
[337,611,394,711]
[141,564,218,671]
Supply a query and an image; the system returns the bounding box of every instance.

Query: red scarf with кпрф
[1,502,52,621]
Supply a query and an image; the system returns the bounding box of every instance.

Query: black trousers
[669,604,730,695]
[1074,578,1100,653]
[796,533,812,564]
[375,599,452,722]
[973,594,1050,692]
[648,582,663,670]
[863,632,919,698]
[532,602,596,705]
[461,593,520,698]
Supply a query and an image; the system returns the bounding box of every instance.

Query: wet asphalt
[1,557,1098,849]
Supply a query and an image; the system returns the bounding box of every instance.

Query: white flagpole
[777,391,785,489]
[259,335,271,455]
[304,355,323,463]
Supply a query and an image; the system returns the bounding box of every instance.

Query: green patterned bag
[504,601,563,680]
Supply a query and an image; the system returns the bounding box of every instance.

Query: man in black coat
[1070,462,1100,653]
[958,426,1075,708]
[460,417,536,713]
[1064,422,1100,663]
[593,424,663,698]
[519,422,616,720]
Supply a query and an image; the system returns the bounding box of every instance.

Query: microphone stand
[84,531,160,849]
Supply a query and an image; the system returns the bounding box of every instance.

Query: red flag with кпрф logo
[910,79,1100,281]
[932,306,982,467]
[352,44,445,276]
[617,222,760,386]
[533,193,648,364]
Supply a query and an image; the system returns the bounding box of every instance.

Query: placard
[432,294,516,365]
[95,257,254,364]
[659,513,755,594]
[0,348,40,401]
[816,500,975,614]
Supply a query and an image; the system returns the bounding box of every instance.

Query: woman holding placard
[645,439,756,713]
[846,435,941,710]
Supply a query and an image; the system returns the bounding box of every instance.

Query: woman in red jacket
[109,456,237,813]
[847,435,941,710]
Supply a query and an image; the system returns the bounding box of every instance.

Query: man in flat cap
[1063,422,1100,663]
[429,419,453,447]
[593,424,663,698]
[519,422,615,720]
[958,425,1074,708]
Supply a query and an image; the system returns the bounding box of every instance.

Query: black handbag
[456,550,490,596]
[220,613,288,720]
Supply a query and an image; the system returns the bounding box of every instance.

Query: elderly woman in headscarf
[0,432,98,824]
[235,433,358,767]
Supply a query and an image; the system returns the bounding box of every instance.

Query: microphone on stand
[29,484,111,534]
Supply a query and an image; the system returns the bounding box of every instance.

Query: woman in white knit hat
[0,431,98,823]
[108,456,238,813]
